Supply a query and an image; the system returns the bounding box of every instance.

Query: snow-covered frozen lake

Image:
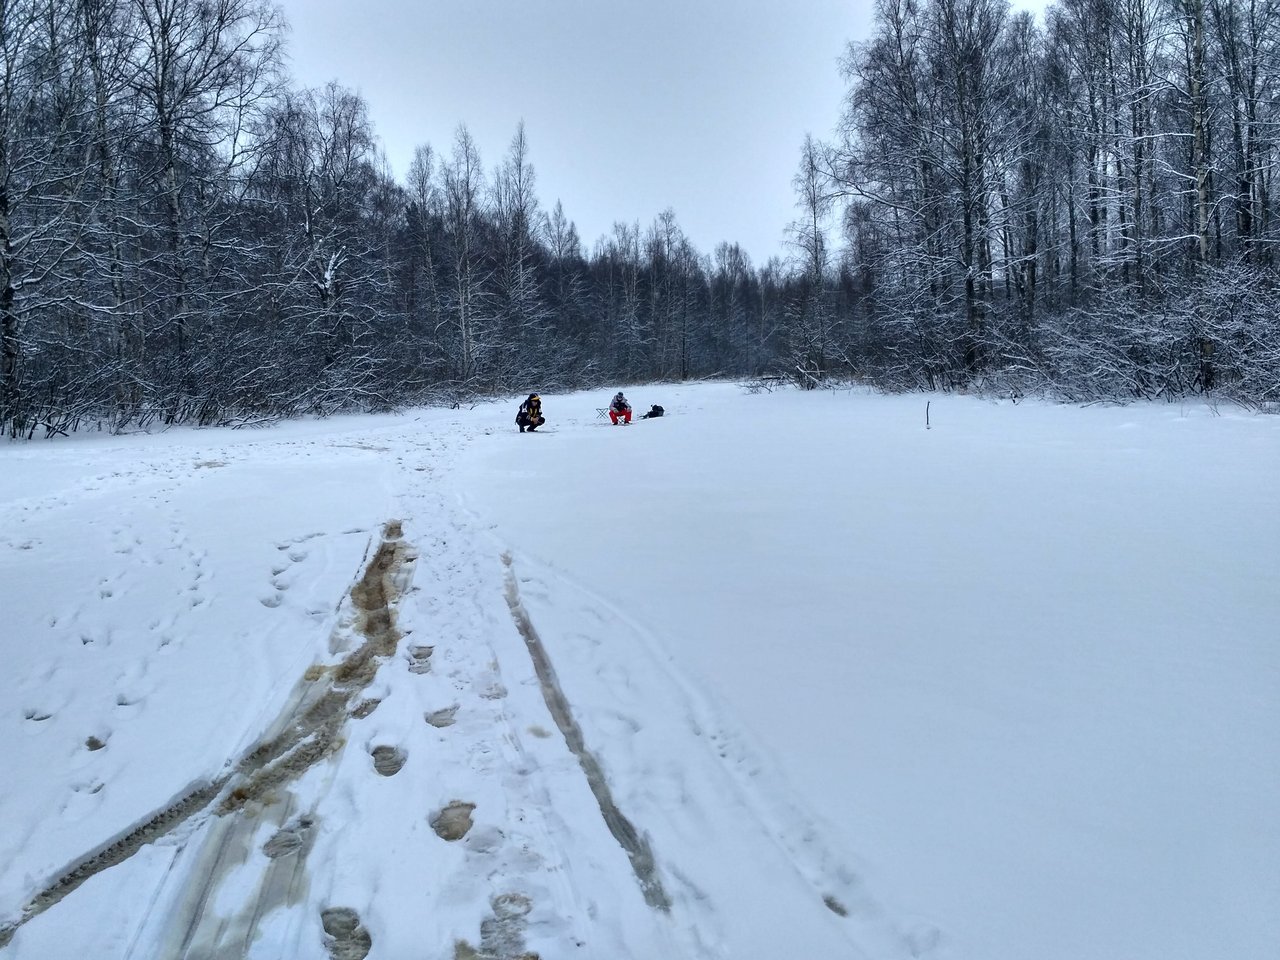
[2,383,1276,960]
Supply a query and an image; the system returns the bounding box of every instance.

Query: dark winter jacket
[517,394,544,428]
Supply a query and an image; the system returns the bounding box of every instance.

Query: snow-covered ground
[1,383,1276,960]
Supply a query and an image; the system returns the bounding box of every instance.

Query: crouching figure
[516,393,545,432]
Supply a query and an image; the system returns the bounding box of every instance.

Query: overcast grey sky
[274,1,1040,264]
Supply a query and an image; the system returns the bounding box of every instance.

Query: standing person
[516,393,545,432]
[608,391,632,425]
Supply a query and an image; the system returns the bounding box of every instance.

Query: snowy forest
[1,0,1279,438]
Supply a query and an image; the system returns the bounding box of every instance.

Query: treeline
[2,0,1277,438]
[826,0,1280,401]
[0,0,807,438]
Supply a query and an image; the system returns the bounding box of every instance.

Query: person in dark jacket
[608,391,632,425]
[516,394,545,432]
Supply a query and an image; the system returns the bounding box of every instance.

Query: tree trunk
[0,197,19,437]
[1189,0,1210,263]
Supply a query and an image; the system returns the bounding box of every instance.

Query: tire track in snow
[0,521,417,953]
[161,520,417,958]
[501,552,671,913]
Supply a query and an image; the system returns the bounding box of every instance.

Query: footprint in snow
[79,627,113,647]
[430,801,476,841]
[405,645,434,674]
[320,907,371,960]
[61,780,106,822]
[264,816,315,860]
[114,693,145,719]
[425,705,459,728]
[455,893,535,960]
[370,745,407,777]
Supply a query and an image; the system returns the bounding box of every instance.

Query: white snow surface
[1,383,1276,960]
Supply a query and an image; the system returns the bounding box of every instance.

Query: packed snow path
[1,384,1277,960]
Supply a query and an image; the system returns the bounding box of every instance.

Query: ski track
[1,413,936,959]
[501,552,671,913]
[497,549,946,960]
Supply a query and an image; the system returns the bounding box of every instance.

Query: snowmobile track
[0,520,417,953]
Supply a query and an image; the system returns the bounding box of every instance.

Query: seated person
[608,391,632,425]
